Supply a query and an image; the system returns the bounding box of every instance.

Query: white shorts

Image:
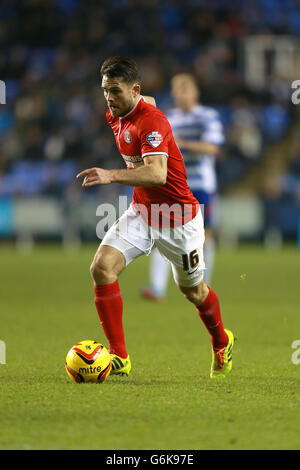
[100,204,206,287]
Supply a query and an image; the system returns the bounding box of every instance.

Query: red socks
[196,287,228,351]
[94,281,226,357]
[94,281,128,359]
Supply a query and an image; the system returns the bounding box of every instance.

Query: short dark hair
[100,56,141,85]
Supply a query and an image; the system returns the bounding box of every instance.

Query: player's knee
[182,289,202,305]
[90,259,103,283]
[179,280,208,306]
[90,253,116,284]
[90,247,125,284]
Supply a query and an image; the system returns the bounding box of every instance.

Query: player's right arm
[76,154,167,188]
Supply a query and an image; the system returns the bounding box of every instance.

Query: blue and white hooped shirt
[166,104,224,195]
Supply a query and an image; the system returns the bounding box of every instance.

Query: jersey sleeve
[139,114,171,158]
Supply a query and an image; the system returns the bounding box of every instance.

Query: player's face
[101,75,140,118]
[171,80,199,111]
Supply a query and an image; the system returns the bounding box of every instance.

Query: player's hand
[76,167,112,187]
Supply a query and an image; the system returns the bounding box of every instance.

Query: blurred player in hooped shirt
[141,73,224,301]
[77,57,233,379]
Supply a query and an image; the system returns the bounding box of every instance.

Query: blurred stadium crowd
[0,0,299,240]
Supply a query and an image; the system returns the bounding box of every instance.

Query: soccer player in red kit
[77,56,234,378]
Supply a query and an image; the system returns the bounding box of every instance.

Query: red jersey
[106,96,199,227]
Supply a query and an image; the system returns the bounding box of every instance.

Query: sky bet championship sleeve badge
[124,130,132,144]
[146,131,163,148]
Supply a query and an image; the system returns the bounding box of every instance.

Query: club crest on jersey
[124,130,132,144]
[146,131,163,148]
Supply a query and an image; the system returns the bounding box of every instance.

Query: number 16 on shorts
[182,249,200,273]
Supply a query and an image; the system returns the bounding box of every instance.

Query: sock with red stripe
[196,286,228,351]
[94,281,128,359]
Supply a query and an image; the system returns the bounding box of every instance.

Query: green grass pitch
[0,243,300,450]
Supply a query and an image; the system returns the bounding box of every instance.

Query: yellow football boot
[210,329,234,379]
[110,354,131,376]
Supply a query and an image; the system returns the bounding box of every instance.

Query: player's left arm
[175,111,224,157]
[76,154,167,188]
[175,138,221,156]
[77,112,170,188]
